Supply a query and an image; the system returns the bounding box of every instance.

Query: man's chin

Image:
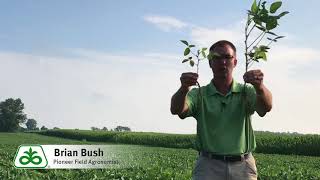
[218,73,228,79]
[214,73,232,80]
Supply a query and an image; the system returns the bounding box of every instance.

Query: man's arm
[170,87,189,116]
[170,72,198,117]
[244,69,272,117]
[254,84,272,117]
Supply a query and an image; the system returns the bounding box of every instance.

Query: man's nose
[220,59,227,65]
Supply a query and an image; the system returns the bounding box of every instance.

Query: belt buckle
[223,155,233,161]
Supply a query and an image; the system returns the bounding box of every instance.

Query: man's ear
[233,58,237,67]
[209,60,213,68]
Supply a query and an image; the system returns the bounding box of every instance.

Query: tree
[102,127,108,131]
[114,126,131,132]
[26,119,37,130]
[91,127,100,131]
[40,126,48,131]
[53,127,60,130]
[0,98,27,132]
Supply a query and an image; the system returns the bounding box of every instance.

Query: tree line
[90,126,131,132]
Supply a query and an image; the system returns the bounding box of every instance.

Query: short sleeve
[179,88,199,119]
[246,85,257,115]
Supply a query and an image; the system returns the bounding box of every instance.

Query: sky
[0,0,319,134]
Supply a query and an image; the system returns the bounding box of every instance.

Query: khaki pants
[192,153,258,180]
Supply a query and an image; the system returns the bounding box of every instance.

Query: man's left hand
[243,69,264,90]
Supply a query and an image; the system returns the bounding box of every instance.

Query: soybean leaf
[278,11,289,18]
[267,31,278,36]
[253,17,262,26]
[254,47,267,61]
[188,56,192,59]
[267,37,277,42]
[260,45,270,51]
[189,45,195,48]
[260,2,268,14]
[270,1,282,13]
[266,18,278,30]
[259,51,267,61]
[184,48,190,56]
[207,52,221,60]
[256,25,266,32]
[267,38,277,42]
[257,0,262,7]
[261,1,267,9]
[252,58,259,62]
[251,0,258,14]
[247,17,253,25]
[180,40,188,46]
[202,48,207,51]
[260,15,269,23]
[202,51,206,58]
[189,60,195,67]
[258,7,269,23]
[275,35,285,40]
[182,59,189,63]
[207,52,214,60]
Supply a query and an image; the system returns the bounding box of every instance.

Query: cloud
[143,15,188,32]
[190,27,243,47]
[70,48,183,71]
[143,14,245,46]
[268,45,320,65]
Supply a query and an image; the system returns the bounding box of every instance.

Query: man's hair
[208,40,237,68]
[209,40,236,54]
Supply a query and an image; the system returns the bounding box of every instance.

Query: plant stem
[244,14,251,153]
[253,32,266,49]
[267,39,274,47]
[244,15,250,88]
[248,60,254,69]
[248,31,265,49]
[248,24,256,37]
[196,58,199,74]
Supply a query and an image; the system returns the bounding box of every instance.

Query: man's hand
[180,72,199,91]
[243,69,264,90]
[171,72,198,116]
[243,69,272,117]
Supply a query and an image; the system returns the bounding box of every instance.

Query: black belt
[199,151,250,162]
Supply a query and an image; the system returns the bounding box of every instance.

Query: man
[170,40,272,180]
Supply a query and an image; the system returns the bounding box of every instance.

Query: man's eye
[217,55,233,60]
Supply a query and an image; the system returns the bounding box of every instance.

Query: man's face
[209,44,237,79]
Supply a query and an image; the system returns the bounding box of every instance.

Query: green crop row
[37,130,320,157]
[37,130,196,149]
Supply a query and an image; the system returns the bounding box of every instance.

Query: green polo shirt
[182,80,257,155]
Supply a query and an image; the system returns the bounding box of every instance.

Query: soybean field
[0,132,320,179]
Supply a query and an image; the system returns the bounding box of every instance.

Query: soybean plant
[244,0,289,81]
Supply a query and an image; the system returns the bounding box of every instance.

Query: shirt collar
[206,79,241,96]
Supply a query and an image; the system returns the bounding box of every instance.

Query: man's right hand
[180,72,198,92]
